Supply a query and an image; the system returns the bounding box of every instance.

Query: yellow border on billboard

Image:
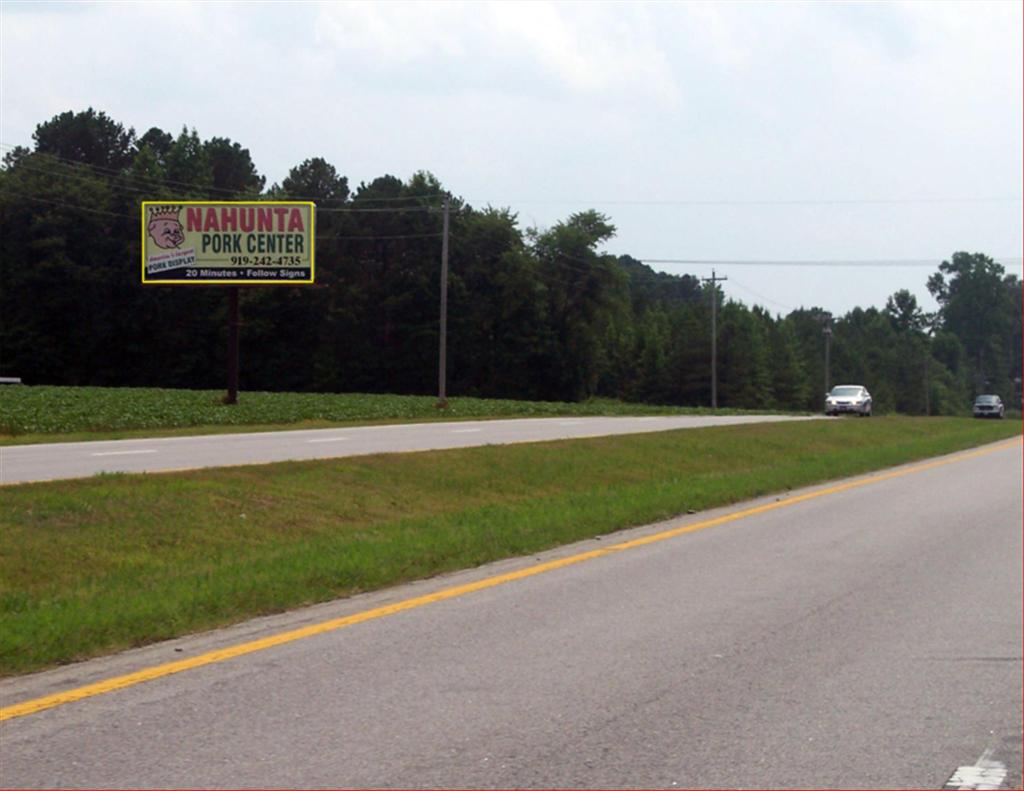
[141,201,316,285]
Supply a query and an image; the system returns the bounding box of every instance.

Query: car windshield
[831,387,862,397]
[974,395,999,404]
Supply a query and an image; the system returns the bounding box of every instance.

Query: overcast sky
[2,0,1021,316]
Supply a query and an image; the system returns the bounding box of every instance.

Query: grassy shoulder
[1,416,1019,676]
[0,386,784,445]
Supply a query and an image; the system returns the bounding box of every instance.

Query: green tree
[204,137,265,197]
[33,108,136,171]
[0,152,118,383]
[717,301,772,408]
[136,127,174,167]
[279,157,349,204]
[783,308,833,410]
[885,289,927,333]
[666,300,711,407]
[927,252,1019,398]
[766,315,809,409]
[448,208,550,398]
[531,211,628,401]
[164,127,213,197]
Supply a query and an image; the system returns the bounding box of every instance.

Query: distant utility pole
[702,269,727,408]
[923,323,935,416]
[924,352,931,416]
[823,319,832,399]
[437,194,450,408]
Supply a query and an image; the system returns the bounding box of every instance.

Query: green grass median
[1,416,1018,676]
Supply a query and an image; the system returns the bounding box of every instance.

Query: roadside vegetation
[1,417,1018,676]
[0,385,778,444]
[3,110,1021,418]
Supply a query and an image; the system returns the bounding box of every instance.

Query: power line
[641,257,1024,268]
[1,190,134,218]
[6,144,1020,210]
[726,278,798,313]
[448,231,609,278]
[1,190,447,242]
[7,186,1021,271]
[4,149,1021,272]
[320,232,445,241]
[470,196,1023,207]
[5,163,439,212]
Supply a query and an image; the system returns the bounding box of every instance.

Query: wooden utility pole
[702,269,727,408]
[437,194,450,408]
[823,321,832,399]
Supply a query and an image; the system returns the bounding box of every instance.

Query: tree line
[1,109,1020,414]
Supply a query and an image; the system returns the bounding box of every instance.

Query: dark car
[972,394,1004,418]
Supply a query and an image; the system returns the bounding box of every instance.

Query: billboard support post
[225,286,240,405]
[141,201,316,406]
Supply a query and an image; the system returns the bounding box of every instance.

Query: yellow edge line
[2,437,1019,722]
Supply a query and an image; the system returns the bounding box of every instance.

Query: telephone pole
[437,194,450,408]
[823,320,832,398]
[702,269,727,408]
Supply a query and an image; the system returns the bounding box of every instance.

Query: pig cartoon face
[148,216,185,249]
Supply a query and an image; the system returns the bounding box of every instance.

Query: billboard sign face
[142,201,315,284]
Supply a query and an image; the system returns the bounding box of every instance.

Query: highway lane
[0,414,818,485]
[1,439,1020,789]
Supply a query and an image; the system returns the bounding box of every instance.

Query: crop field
[0,385,772,443]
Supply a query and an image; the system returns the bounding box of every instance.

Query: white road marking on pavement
[944,749,1008,790]
[452,428,482,433]
[307,437,352,443]
[90,450,157,457]
[557,421,582,426]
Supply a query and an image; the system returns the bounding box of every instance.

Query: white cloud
[313,1,679,104]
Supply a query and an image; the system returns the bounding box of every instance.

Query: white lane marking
[90,450,157,457]
[452,428,482,433]
[307,437,352,444]
[944,749,1008,790]
[557,421,582,426]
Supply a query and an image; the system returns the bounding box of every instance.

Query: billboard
[142,201,315,284]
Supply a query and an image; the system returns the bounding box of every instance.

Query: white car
[825,385,872,417]
[972,394,1004,419]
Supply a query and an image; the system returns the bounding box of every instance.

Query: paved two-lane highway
[0,414,818,485]
[1,439,1019,788]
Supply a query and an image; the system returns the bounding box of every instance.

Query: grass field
[1,415,1018,676]
[0,385,778,444]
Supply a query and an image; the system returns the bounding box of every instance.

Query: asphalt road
[0,414,818,485]
[1,439,1019,789]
